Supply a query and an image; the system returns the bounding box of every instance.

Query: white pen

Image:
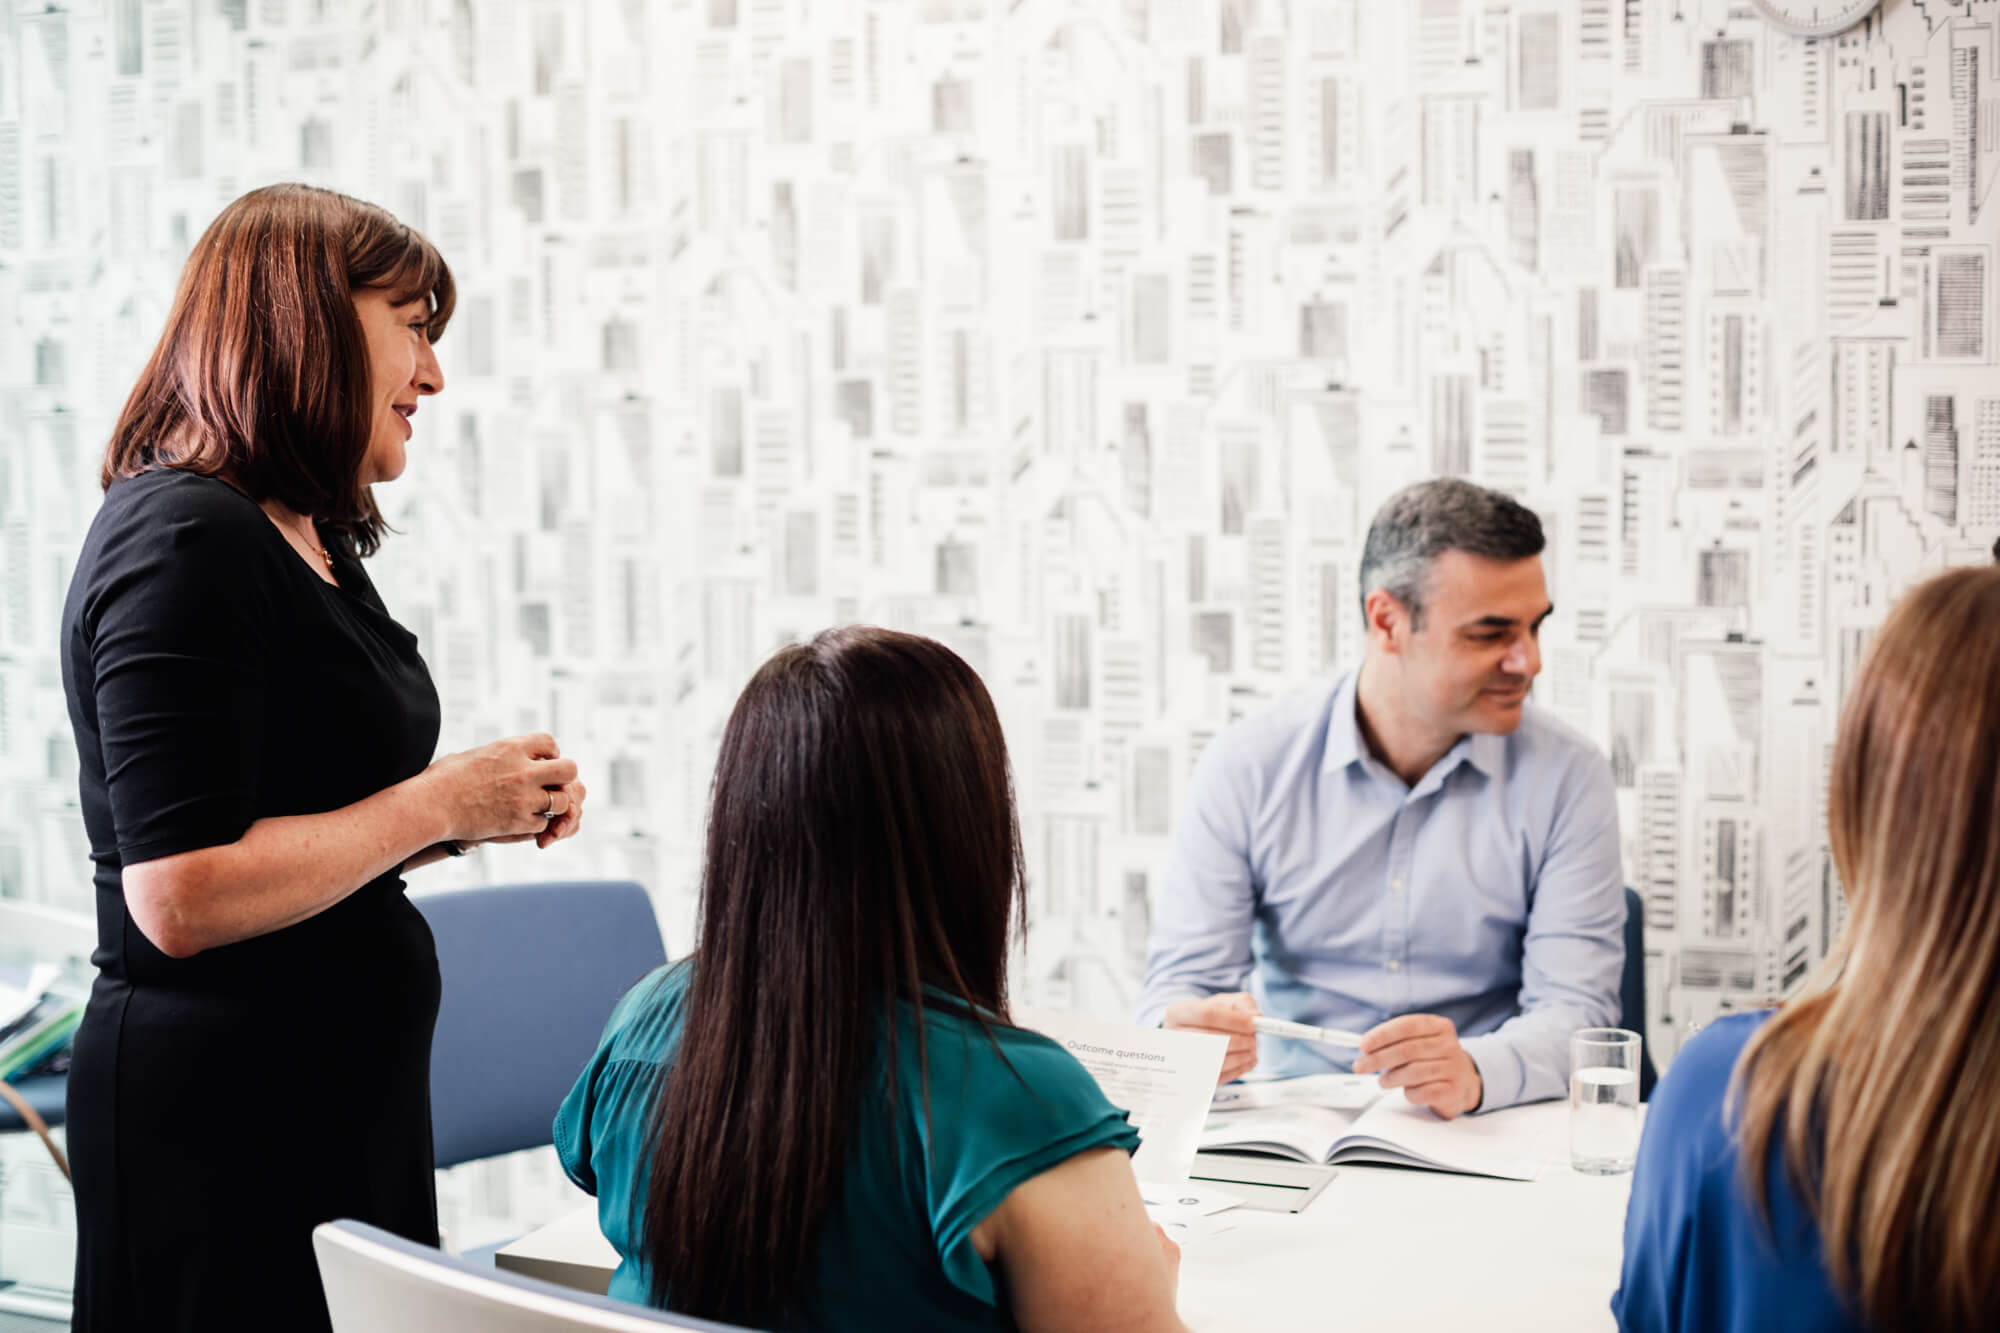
[1252,1015,1368,1048]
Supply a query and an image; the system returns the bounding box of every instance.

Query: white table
[1176,1100,1633,1331]
[499,1099,1635,1332]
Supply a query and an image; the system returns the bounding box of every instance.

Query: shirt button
[1390,878,1403,892]
[1386,959,1402,973]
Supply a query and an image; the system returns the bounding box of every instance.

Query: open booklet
[1201,1074,1547,1181]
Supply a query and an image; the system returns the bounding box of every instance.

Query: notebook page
[1200,1102,1361,1161]
[1337,1090,1546,1180]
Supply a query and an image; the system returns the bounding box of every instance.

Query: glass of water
[1570,1027,1642,1175]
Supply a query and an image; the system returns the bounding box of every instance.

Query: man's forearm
[1135,919,1255,1027]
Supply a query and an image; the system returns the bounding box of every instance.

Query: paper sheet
[1210,1073,1378,1112]
[1345,1090,1549,1180]
[1137,1181,1244,1216]
[1138,1181,1243,1249]
[1016,1007,1228,1183]
[1144,1210,1235,1246]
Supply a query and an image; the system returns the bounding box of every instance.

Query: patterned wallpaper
[5,0,2000,1091]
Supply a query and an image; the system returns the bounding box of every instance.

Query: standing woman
[59,183,587,1331]
[1613,565,2000,1332]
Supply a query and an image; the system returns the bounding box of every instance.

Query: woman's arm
[400,840,461,876]
[969,1146,1189,1333]
[123,735,579,958]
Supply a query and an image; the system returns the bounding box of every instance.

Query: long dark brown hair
[642,627,1027,1325]
[102,182,455,556]
[1732,566,2000,1330]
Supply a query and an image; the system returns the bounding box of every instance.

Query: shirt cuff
[1458,1031,1527,1113]
[1133,983,1212,1029]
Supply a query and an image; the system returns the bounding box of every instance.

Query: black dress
[59,469,444,1332]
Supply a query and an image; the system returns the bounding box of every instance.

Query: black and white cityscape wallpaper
[3,0,2000,1257]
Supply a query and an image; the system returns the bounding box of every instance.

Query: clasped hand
[419,732,588,852]
[1161,994,1484,1119]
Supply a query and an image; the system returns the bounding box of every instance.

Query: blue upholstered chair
[1620,886,1661,1101]
[0,881,668,1159]
[415,880,668,1171]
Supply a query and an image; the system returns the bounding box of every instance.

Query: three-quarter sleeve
[79,489,278,865]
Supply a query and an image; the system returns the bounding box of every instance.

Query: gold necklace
[294,516,334,575]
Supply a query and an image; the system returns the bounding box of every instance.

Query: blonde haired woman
[1613,565,2000,1333]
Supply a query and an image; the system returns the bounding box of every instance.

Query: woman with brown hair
[1613,565,2000,1333]
[58,183,587,1331]
[556,627,1186,1331]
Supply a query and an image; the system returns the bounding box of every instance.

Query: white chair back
[313,1220,754,1333]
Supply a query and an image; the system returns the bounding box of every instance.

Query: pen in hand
[1252,1015,1367,1048]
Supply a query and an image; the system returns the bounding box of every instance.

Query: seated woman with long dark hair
[557,627,1187,1331]
[1613,565,2000,1332]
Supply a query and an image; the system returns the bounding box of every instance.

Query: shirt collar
[1464,730,1507,779]
[1322,668,1508,783]
[1414,730,1506,797]
[1320,670,1369,774]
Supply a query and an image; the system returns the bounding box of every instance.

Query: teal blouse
[554,964,1141,1329]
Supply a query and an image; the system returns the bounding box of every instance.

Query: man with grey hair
[1137,478,1624,1117]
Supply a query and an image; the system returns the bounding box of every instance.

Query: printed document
[1016,1006,1227,1183]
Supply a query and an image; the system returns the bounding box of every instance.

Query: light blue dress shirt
[1136,668,1625,1110]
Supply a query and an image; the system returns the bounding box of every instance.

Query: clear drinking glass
[1570,1027,1642,1175]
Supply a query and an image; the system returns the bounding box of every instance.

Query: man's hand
[1353,1014,1483,1119]
[1162,993,1260,1084]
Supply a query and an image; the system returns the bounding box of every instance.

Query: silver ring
[542,793,559,819]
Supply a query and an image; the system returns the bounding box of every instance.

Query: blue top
[1613,1011,1862,1333]
[1136,669,1625,1109]
[555,964,1141,1330]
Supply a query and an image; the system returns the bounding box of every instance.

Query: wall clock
[1748,0,1883,38]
